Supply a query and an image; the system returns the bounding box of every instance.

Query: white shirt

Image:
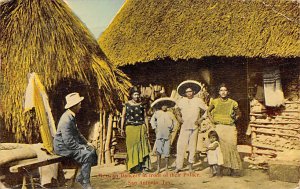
[150,110,177,139]
[207,141,224,165]
[176,97,207,130]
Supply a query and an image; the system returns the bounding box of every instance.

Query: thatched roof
[99,0,300,66]
[0,0,131,142]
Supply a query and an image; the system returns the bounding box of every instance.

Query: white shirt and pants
[175,97,207,170]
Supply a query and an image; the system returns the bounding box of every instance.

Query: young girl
[207,130,223,177]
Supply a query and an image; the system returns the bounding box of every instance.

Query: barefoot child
[150,97,177,173]
[207,130,223,177]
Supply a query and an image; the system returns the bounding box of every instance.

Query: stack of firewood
[249,100,300,159]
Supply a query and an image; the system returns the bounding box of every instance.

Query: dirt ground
[63,155,298,189]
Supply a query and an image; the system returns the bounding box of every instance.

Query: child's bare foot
[188,163,194,173]
[142,168,150,174]
[174,168,180,173]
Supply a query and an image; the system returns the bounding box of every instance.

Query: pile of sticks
[89,111,120,165]
[249,100,300,158]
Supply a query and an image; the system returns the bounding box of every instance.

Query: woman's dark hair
[217,83,230,97]
[129,86,140,97]
[218,83,228,91]
[208,130,219,141]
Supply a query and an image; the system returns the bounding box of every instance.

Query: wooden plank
[250,121,300,124]
[280,110,300,113]
[284,101,300,104]
[253,151,276,156]
[250,124,300,130]
[275,116,300,120]
[252,149,276,156]
[252,143,283,151]
[9,155,66,173]
[249,113,265,116]
[252,130,299,138]
[113,153,127,159]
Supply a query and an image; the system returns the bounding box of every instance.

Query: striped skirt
[215,124,242,170]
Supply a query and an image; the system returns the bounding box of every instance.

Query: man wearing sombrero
[174,80,207,173]
[54,92,97,189]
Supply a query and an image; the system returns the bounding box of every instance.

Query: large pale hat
[177,80,202,97]
[64,92,84,109]
[151,97,176,109]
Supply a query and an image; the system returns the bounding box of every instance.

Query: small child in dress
[150,98,177,173]
[207,130,223,177]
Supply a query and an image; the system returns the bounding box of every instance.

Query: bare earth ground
[62,155,298,189]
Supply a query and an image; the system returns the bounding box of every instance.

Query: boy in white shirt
[150,97,177,173]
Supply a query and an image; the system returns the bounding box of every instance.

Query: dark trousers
[73,149,98,184]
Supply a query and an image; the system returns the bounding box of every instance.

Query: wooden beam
[250,124,300,131]
[252,143,283,151]
[252,130,299,138]
[9,155,66,173]
[250,121,300,124]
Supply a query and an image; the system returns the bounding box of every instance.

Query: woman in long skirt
[120,86,151,173]
[208,83,243,176]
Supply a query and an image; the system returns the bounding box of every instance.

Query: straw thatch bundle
[0,0,131,142]
[99,0,300,66]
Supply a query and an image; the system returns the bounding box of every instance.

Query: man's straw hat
[177,80,202,97]
[151,97,176,109]
[64,92,84,109]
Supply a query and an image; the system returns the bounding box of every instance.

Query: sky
[65,0,125,38]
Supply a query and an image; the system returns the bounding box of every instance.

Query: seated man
[54,92,97,189]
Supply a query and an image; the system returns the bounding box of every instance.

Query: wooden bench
[8,155,79,189]
[113,152,127,167]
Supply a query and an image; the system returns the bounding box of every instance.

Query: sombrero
[151,97,176,109]
[177,80,203,97]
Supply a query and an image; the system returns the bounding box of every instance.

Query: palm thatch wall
[99,0,300,66]
[0,0,131,143]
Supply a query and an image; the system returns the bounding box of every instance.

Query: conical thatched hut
[0,0,131,143]
[99,0,300,146]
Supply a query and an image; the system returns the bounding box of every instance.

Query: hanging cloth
[263,67,284,107]
[24,73,56,154]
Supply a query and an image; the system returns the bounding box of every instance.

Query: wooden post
[105,114,113,164]
[21,176,27,189]
[111,115,117,163]
[110,148,115,164]
[97,112,104,165]
[101,111,107,165]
